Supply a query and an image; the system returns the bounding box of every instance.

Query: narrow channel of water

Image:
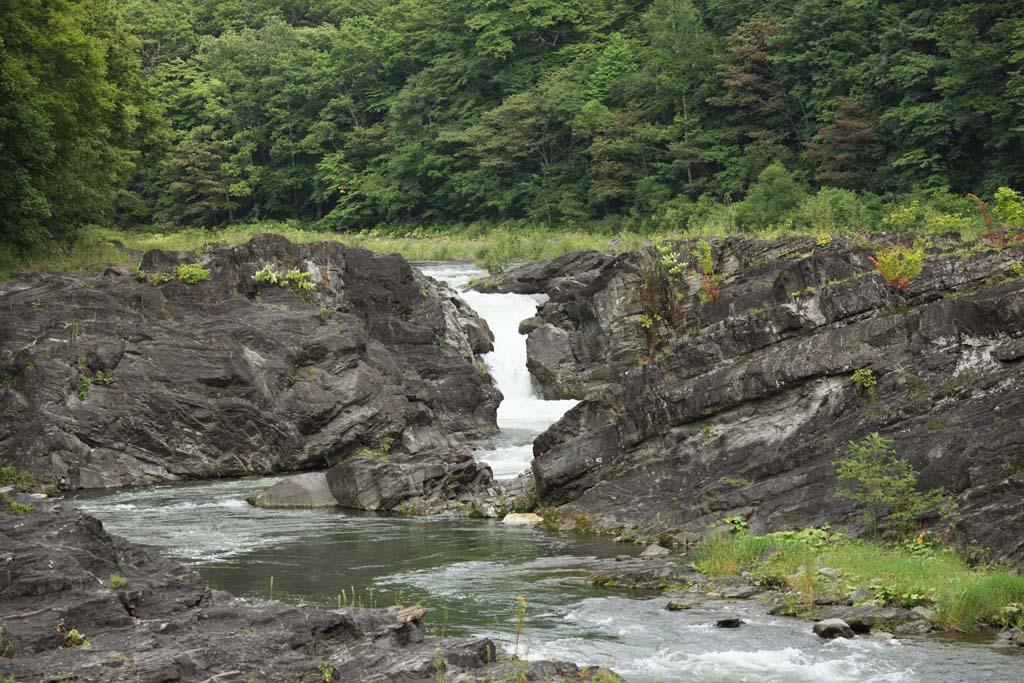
[68,263,1023,682]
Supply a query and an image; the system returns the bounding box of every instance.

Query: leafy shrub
[798,187,876,233]
[735,163,808,231]
[834,432,944,537]
[3,499,34,515]
[868,245,923,291]
[968,189,1024,247]
[881,192,977,236]
[173,263,211,284]
[0,460,34,488]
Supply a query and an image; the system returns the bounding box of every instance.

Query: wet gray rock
[0,235,500,512]
[0,503,610,683]
[470,250,613,295]
[640,543,671,558]
[246,471,338,508]
[530,236,1024,567]
[813,618,855,639]
[588,557,707,592]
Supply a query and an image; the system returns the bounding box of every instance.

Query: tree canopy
[3,0,1024,248]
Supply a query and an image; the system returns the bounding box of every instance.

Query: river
[69,263,1022,682]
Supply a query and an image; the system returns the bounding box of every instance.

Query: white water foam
[420,263,577,478]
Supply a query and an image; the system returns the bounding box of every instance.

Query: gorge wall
[486,237,1024,567]
[0,235,499,508]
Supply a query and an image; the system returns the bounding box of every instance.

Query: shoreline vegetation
[691,526,1024,634]
[3,182,1023,280]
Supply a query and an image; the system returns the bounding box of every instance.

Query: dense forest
[3,0,1024,255]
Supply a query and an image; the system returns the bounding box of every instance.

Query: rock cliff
[516,237,1024,566]
[0,235,500,508]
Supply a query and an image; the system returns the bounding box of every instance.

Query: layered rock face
[521,237,1024,566]
[0,235,500,506]
[0,503,614,683]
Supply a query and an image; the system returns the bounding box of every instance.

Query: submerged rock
[0,235,500,510]
[715,616,744,628]
[529,235,1024,567]
[813,618,855,639]
[0,503,610,683]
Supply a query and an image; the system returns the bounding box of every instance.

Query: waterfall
[421,263,577,478]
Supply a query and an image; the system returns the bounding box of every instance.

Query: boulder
[715,616,744,628]
[665,599,696,611]
[502,512,544,526]
[470,250,613,295]
[0,235,500,506]
[813,618,855,640]
[246,471,338,508]
[530,235,1024,567]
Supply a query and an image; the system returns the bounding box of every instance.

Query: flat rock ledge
[0,502,617,683]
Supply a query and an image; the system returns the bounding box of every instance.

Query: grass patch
[695,528,1024,631]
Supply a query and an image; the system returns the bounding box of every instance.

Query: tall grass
[1,222,671,278]
[695,530,1024,631]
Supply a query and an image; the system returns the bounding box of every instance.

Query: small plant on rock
[356,437,394,461]
[55,620,91,649]
[691,240,721,305]
[173,263,211,284]
[868,246,923,292]
[109,573,127,589]
[252,265,283,285]
[284,269,316,292]
[722,515,748,535]
[851,368,876,392]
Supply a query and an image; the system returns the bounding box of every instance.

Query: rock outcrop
[528,236,1024,567]
[0,235,500,511]
[0,502,615,683]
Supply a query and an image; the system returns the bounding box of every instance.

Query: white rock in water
[502,513,544,526]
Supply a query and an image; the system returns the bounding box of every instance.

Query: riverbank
[587,528,1024,640]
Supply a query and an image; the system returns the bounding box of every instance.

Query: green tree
[0,0,149,251]
[835,433,944,538]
